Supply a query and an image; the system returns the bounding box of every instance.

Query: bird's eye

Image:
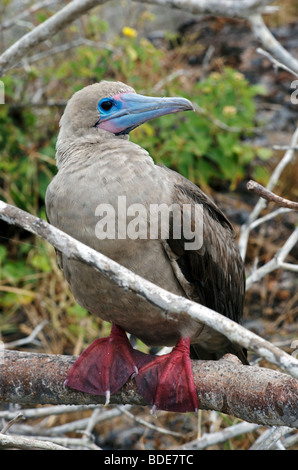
[100,100,114,111]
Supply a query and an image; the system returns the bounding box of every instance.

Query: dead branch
[0,0,61,32]
[244,179,298,287]
[0,0,109,77]
[246,227,298,289]
[1,199,298,380]
[238,128,298,288]
[249,425,293,450]
[239,126,298,260]
[247,180,298,210]
[256,47,298,79]
[0,0,276,77]
[178,421,261,450]
[249,13,298,75]
[0,350,297,428]
[141,0,275,17]
[0,430,68,450]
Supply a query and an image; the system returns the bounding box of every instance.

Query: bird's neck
[55,128,130,170]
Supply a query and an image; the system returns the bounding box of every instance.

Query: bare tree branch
[178,421,261,449]
[244,177,298,287]
[0,0,276,77]
[1,413,24,434]
[141,0,275,18]
[248,207,294,230]
[239,126,298,260]
[0,432,68,450]
[246,180,298,210]
[142,0,273,18]
[246,227,298,288]
[256,47,298,78]
[249,425,293,450]
[249,13,298,75]
[1,350,297,428]
[2,320,48,349]
[0,0,109,77]
[1,199,298,380]
[0,0,61,32]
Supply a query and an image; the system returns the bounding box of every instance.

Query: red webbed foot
[135,337,198,413]
[65,323,153,403]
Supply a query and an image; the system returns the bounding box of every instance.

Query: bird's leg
[65,323,153,404]
[135,337,199,413]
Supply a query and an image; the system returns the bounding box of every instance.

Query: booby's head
[59,80,194,137]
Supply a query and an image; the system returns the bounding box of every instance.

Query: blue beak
[96,92,194,135]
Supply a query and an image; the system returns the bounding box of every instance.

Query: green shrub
[132,68,270,188]
[0,19,270,334]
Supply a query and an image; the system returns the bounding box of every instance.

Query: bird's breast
[46,147,204,345]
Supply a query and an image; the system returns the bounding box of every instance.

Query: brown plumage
[46,81,247,412]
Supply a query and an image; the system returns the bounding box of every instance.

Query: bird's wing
[158,165,247,362]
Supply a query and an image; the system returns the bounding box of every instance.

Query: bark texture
[1,350,297,428]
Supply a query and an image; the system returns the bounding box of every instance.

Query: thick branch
[0,199,298,380]
[249,14,298,75]
[0,0,275,77]
[140,0,274,17]
[1,350,297,428]
[0,0,109,77]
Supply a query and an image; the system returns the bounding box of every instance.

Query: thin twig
[117,405,184,437]
[246,226,298,289]
[0,0,61,32]
[239,126,298,260]
[247,180,298,210]
[16,434,101,449]
[249,13,298,75]
[0,404,99,421]
[256,47,298,78]
[0,0,109,77]
[24,38,114,65]
[179,421,260,450]
[249,207,293,230]
[0,432,68,450]
[1,413,24,434]
[0,0,276,77]
[3,320,48,349]
[249,426,293,450]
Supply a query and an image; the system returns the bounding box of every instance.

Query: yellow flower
[210,72,221,80]
[222,105,237,115]
[122,27,138,38]
[234,72,245,81]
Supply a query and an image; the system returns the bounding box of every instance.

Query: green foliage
[0,77,57,316]
[0,14,270,339]
[0,77,57,213]
[132,68,270,188]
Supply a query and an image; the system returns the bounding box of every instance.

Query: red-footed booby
[46,81,247,413]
